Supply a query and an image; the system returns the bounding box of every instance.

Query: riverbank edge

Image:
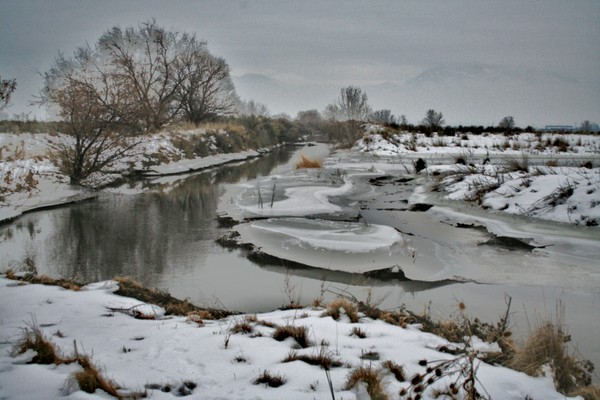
[0,143,292,225]
[1,272,596,399]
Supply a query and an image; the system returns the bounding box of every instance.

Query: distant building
[543,125,575,132]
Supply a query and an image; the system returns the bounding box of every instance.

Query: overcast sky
[1,0,599,126]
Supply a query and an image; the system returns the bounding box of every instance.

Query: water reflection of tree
[213,147,293,183]
[46,147,294,287]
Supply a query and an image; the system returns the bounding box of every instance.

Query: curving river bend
[1,144,599,380]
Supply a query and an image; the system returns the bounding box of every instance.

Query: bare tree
[323,86,371,146]
[40,49,143,186]
[323,103,342,121]
[296,109,322,127]
[369,109,396,125]
[499,116,515,130]
[422,109,445,130]
[175,47,237,126]
[399,114,408,127]
[98,20,187,132]
[0,76,17,111]
[579,120,598,133]
[238,99,270,117]
[332,86,371,121]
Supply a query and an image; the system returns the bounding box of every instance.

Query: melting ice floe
[244,218,401,252]
[235,218,407,273]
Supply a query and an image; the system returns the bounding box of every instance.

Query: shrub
[282,348,343,369]
[345,365,388,400]
[350,327,368,338]
[510,314,593,394]
[272,325,311,348]
[13,326,65,365]
[253,370,286,388]
[74,355,120,397]
[552,137,570,152]
[323,298,360,323]
[295,153,322,169]
[381,360,405,382]
[504,154,529,172]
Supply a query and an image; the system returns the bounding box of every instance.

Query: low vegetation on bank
[2,272,597,399]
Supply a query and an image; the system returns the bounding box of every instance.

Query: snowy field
[0,277,578,400]
[354,125,600,226]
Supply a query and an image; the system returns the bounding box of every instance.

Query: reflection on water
[0,147,295,289]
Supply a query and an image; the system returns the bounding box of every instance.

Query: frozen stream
[1,144,599,380]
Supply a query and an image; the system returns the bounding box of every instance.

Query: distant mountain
[232,65,599,126]
[232,74,337,117]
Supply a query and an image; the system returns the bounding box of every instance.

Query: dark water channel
[1,144,599,382]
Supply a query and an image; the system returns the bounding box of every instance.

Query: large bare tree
[176,50,237,125]
[41,49,143,186]
[98,21,186,132]
[40,20,239,185]
[98,21,237,130]
[422,109,445,130]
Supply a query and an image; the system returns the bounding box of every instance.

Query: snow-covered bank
[0,276,581,400]
[0,132,276,223]
[354,125,600,226]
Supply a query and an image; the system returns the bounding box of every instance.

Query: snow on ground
[0,132,268,223]
[0,133,95,222]
[0,277,576,400]
[354,126,600,226]
[355,124,600,156]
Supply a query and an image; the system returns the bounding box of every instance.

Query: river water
[1,144,599,380]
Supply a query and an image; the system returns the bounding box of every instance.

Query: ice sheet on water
[236,217,408,273]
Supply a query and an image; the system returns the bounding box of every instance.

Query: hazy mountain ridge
[233,64,598,126]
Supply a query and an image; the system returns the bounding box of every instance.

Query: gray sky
[1,0,599,126]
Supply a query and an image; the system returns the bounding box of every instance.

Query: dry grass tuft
[74,355,121,398]
[283,349,343,370]
[14,325,124,398]
[345,365,388,400]
[381,360,405,382]
[230,321,253,334]
[504,154,530,172]
[323,298,360,323]
[510,316,593,394]
[272,325,311,348]
[350,326,368,339]
[295,153,322,169]
[253,370,286,388]
[14,326,65,365]
[569,385,600,400]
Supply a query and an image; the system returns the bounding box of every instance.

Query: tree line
[1,20,598,186]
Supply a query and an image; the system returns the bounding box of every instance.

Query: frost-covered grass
[0,274,594,400]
